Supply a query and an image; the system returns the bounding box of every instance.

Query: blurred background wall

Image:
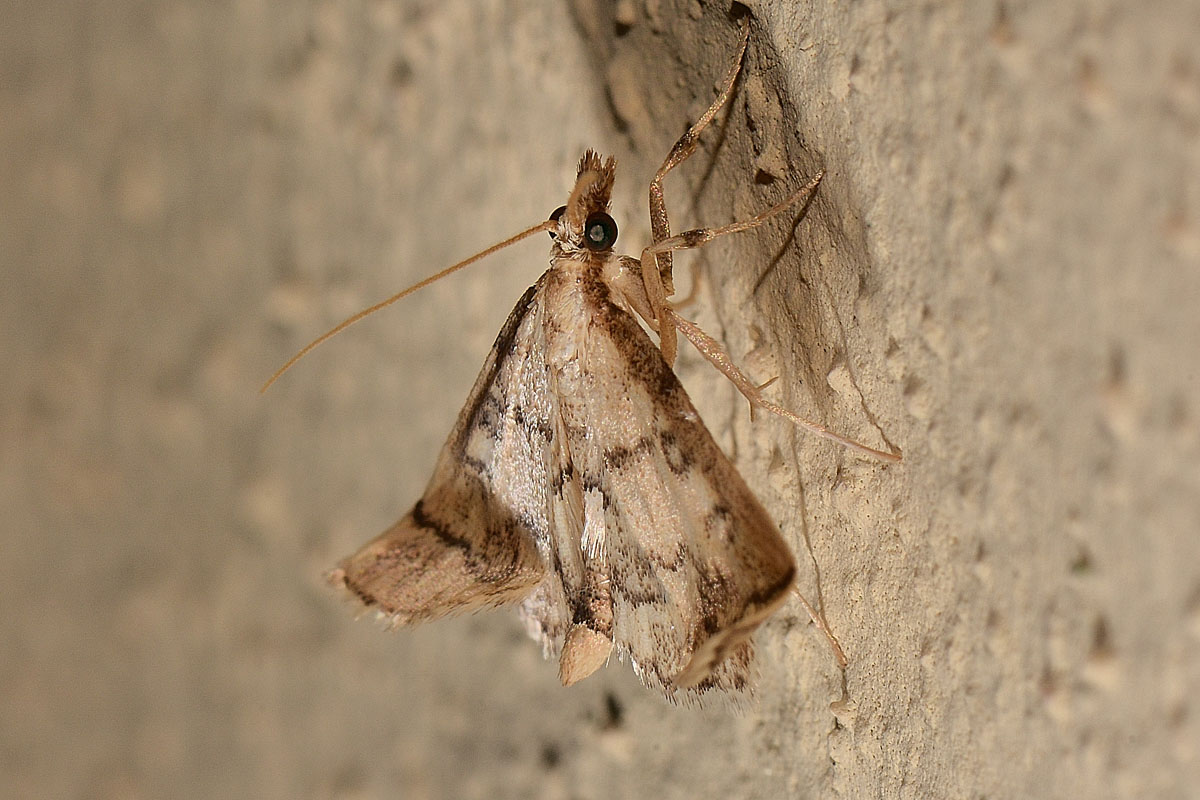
[3,1,1198,798]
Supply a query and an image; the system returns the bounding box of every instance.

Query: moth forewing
[328,283,551,625]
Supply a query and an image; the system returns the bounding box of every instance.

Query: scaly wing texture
[331,257,795,703]
[331,283,556,624]
[540,264,798,701]
[591,309,796,699]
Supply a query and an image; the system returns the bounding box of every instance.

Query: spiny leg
[747,376,778,423]
[670,303,898,675]
[668,307,900,462]
[671,263,705,311]
[643,171,823,262]
[636,168,823,347]
[794,588,849,671]
[644,21,750,366]
[636,169,902,462]
[652,198,902,675]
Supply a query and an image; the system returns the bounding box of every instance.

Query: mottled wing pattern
[330,282,557,624]
[551,269,798,700]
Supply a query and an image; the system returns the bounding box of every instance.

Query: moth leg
[645,21,751,367]
[637,171,823,365]
[642,171,824,262]
[792,588,849,670]
[671,261,704,311]
[747,376,779,423]
[667,307,902,462]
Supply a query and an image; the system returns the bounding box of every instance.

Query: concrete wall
[3,0,1198,797]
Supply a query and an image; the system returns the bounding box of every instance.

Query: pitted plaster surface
[3,1,1197,798]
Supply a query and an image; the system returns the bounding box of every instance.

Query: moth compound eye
[547,205,567,239]
[583,212,618,251]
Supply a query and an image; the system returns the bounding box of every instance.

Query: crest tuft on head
[566,150,616,227]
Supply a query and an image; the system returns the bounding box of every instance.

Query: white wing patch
[330,283,554,626]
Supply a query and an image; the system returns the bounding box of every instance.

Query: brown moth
[265,24,898,703]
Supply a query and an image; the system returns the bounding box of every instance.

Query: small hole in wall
[754,168,777,185]
[1070,547,1093,574]
[614,0,635,35]
[1090,617,1114,661]
[728,2,752,22]
[602,691,624,730]
[389,57,413,87]
[540,743,561,769]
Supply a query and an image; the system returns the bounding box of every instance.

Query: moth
[265,25,898,703]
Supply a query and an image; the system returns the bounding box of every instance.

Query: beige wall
[3,1,1198,797]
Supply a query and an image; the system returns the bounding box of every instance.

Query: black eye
[583,212,617,251]
[547,205,567,239]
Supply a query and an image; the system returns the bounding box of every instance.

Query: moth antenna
[261,219,554,393]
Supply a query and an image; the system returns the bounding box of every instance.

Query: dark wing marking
[563,271,797,702]
[332,282,556,624]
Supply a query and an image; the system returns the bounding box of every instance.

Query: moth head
[549,150,618,254]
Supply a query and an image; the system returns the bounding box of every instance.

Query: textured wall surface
[3,1,1198,798]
